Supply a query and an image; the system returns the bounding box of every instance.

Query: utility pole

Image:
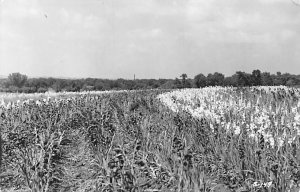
[134,74,136,81]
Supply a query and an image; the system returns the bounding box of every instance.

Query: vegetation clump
[0,87,300,191]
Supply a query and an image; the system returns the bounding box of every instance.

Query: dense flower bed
[158,86,300,148]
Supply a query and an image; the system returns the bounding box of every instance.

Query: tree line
[194,70,300,88]
[0,70,299,93]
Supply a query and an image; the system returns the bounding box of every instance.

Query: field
[1,87,300,191]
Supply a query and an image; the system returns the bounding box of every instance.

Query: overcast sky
[0,0,299,79]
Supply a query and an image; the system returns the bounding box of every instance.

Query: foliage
[158,86,300,191]
[194,73,207,88]
[7,73,28,88]
[1,70,300,93]
[180,73,188,87]
[251,69,262,86]
[206,72,225,86]
[1,87,300,191]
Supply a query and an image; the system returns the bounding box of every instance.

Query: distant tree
[51,79,69,92]
[206,73,213,86]
[174,78,183,89]
[224,74,238,86]
[282,73,293,85]
[194,73,207,88]
[215,72,225,86]
[185,79,193,88]
[286,78,296,86]
[7,72,28,88]
[180,73,188,87]
[285,76,300,86]
[158,79,168,87]
[147,79,159,88]
[20,86,35,93]
[273,76,282,86]
[37,87,48,93]
[52,81,62,92]
[251,69,262,86]
[207,72,225,86]
[81,85,94,91]
[261,72,274,86]
[160,80,176,89]
[73,80,84,91]
[4,70,299,93]
[84,78,96,86]
[236,71,251,86]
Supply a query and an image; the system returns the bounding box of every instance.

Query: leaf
[212,184,231,192]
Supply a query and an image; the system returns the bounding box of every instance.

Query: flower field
[1,87,300,191]
[158,86,300,148]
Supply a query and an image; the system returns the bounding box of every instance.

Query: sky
[0,0,300,79]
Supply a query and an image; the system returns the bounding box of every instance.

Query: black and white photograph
[1,0,300,191]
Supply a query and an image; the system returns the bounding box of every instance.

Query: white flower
[234,125,240,135]
[252,181,260,187]
[277,138,284,148]
[0,99,5,106]
[297,128,300,136]
[295,114,300,124]
[157,86,300,148]
[288,137,295,144]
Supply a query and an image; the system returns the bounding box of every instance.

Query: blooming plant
[1,87,300,191]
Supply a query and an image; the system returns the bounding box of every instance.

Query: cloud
[1,0,43,19]
[1,0,300,78]
[258,0,288,4]
[182,0,300,46]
